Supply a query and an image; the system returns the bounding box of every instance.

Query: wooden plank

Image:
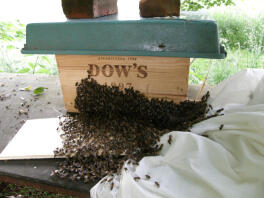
[0,118,62,160]
[56,55,190,112]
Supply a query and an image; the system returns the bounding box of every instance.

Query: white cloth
[91,69,264,198]
[208,68,264,108]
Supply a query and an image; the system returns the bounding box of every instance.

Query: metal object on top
[22,12,226,59]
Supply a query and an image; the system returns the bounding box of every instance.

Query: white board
[0,118,63,160]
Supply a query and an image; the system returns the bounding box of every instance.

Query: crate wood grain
[56,55,190,112]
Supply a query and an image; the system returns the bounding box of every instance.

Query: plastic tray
[22,13,226,59]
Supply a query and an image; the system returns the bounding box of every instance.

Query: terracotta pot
[139,0,181,18]
[62,0,118,19]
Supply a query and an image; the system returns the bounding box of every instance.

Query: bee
[145,175,151,180]
[70,174,77,181]
[100,178,107,184]
[216,108,224,113]
[158,43,166,49]
[154,181,160,188]
[108,177,113,183]
[168,135,172,145]
[124,168,128,171]
[219,124,224,130]
[110,182,114,191]
[158,144,163,151]
[134,177,140,182]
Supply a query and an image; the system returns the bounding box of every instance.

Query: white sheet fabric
[91,69,264,198]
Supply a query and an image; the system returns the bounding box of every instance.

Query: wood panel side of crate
[56,55,190,112]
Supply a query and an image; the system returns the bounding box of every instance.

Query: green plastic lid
[22,13,226,59]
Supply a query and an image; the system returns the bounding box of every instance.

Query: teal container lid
[22,13,226,59]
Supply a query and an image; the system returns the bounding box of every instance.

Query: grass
[189,49,264,85]
[189,8,264,85]
[211,8,264,51]
[0,181,75,198]
[0,20,57,75]
[0,43,58,75]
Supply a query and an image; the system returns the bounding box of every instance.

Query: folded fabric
[91,69,264,198]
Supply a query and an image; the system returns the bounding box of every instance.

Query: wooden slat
[56,55,190,112]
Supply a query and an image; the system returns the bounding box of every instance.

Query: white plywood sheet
[0,118,63,160]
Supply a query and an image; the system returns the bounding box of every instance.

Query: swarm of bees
[52,72,215,185]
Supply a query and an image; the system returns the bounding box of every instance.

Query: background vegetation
[0,20,57,75]
[0,182,74,197]
[182,0,235,11]
[1,6,264,85]
[190,8,264,84]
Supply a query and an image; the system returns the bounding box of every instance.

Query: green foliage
[0,20,58,75]
[189,49,264,85]
[0,44,58,74]
[33,87,48,95]
[189,8,264,85]
[17,67,30,73]
[182,0,235,11]
[0,182,75,198]
[20,85,32,91]
[211,10,264,51]
[0,20,25,42]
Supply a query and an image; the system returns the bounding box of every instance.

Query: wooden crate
[56,55,190,112]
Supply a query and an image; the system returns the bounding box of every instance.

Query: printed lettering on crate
[56,55,190,112]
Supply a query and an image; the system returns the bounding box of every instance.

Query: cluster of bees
[52,72,212,186]
[100,160,160,191]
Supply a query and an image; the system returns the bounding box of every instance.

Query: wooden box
[22,15,226,113]
[56,55,190,112]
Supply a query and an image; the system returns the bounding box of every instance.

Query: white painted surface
[0,118,62,160]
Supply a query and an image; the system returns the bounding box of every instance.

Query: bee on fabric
[168,135,172,144]
[154,181,160,188]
